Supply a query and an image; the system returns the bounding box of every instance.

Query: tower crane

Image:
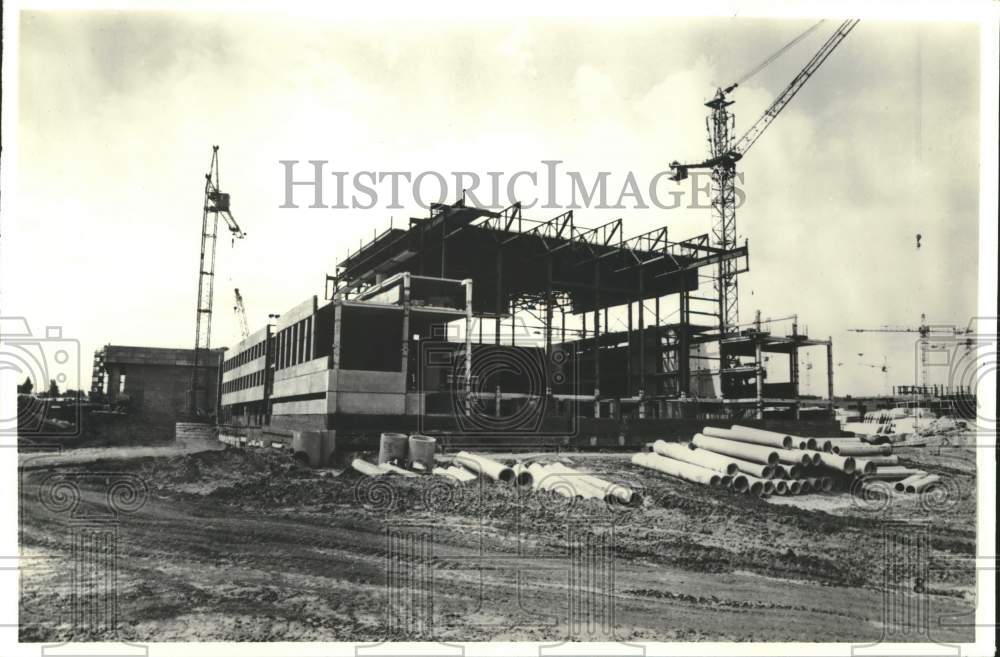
[859,356,890,395]
[189,146,246,416]
[669,19,859,336]
[233,288,250,340]
[849,313,971,391]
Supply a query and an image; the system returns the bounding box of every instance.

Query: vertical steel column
[495,250,503,345]
[626,302,633,397]
[464,279,473,400]
[332,304,343,371]
[545,257,553,396]
[826,338,834,405]
[638,270,645,398]
[593,263,601,418]
[401,274,411,382]
[755,339,764,420]
[679,291,690,396]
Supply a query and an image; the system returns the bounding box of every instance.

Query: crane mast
[671,19,859,337]
[189,146,246,416]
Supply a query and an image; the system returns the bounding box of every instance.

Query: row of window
[224,340,267,372]
[222,369,267,394]
[275,317,313,370]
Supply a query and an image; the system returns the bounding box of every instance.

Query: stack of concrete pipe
[631,424,913,498]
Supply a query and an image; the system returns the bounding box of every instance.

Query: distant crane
[849,313,971,391]
[859,356,890,396]
[233,288,250,340]
[669,19,859,336]
[189,146,246,416]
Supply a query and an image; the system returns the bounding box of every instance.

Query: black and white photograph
[1,1,997,653]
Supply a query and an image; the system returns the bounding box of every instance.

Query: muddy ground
[18,439,978,642]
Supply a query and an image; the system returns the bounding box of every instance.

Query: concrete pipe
[446,465,477,483]
[407,434,437,472]
[772,465,788,479]
[853,458,877,475]
[511,463,534,487]
[834,443,892,457]
[544,464,610,500]
[432,466,463,483]
[527,464,579,498]
[545,463,640,505]
[729,474,749,492]
[352,458,386,477]
[728,456,773,479]
[653,440,737,475]
[721,475,733,489]
[911,474,942,494]
[894,472,928,492]
[691,434,779,465]
[788,480,803,495]
[798,479,813,494]
[809,452,823,466]
[820,453,857,475]
[379,462,418,477]
[701,426,741,440]
[865,455,900,466]
[806,477,823,492]
[794,437,818,450]
[774,447,812,466]
[865,466,923,481]
[821,476,835,492]
[726,425,794,449]
[742,474,770,496]
[378,432,409,465]
[631,452,721,487]
[774,480,789,495]
[454,451,516,484]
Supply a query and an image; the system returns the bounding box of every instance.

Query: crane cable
[729,19,826,89]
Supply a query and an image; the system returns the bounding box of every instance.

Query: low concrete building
[97,345,223,422]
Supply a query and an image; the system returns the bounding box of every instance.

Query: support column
[755,339,764,420]
[638,270,645,399]
[593,263,601,418]
[332,304,343,371]
[401,275,411,382]
[495,250,503,345]
[545,257,553,396]
[679,291,690,396]
[826,338,835,405]
[790,342,800,419]
[626,302,633,397]
[464,279,474,401]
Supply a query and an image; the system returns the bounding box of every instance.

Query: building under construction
[218,199,836,457]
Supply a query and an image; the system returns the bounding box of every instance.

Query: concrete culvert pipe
[352,458,386,477]
[546,463,641,506]
[726,456,772,479]
[691,434,779,465]
[799,479,813,494]
[730,474,749,492]
[821,476,834,492]
[742,474,770,495]
[724,425,795,449]
[894,473,928,492]
[511,463,534,487]
[820,453,857,475]
[527,464,580,499]
[865,466,923,481]
[407,434,437,472]
[774,480,789,495]
[786,464,803,479]
[774,447,812,466]
[865,455,900,466]
[721,475,733,489]
[632,452,721,487]
[834,443,892,457]
[378,462,418,477]
[788,480,803,495]
[911,474,942,494]
[853,458,877,475]
[378,432,409,465]
[810,452,823,466]
[446,466,477,483]
[454,451,515,484]
[654,440,737,475]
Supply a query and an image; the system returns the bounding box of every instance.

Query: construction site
[15,17,985,645]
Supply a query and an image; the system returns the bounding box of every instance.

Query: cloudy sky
[5,10,984,396]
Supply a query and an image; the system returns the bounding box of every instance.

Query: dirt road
[18,446,977,642]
